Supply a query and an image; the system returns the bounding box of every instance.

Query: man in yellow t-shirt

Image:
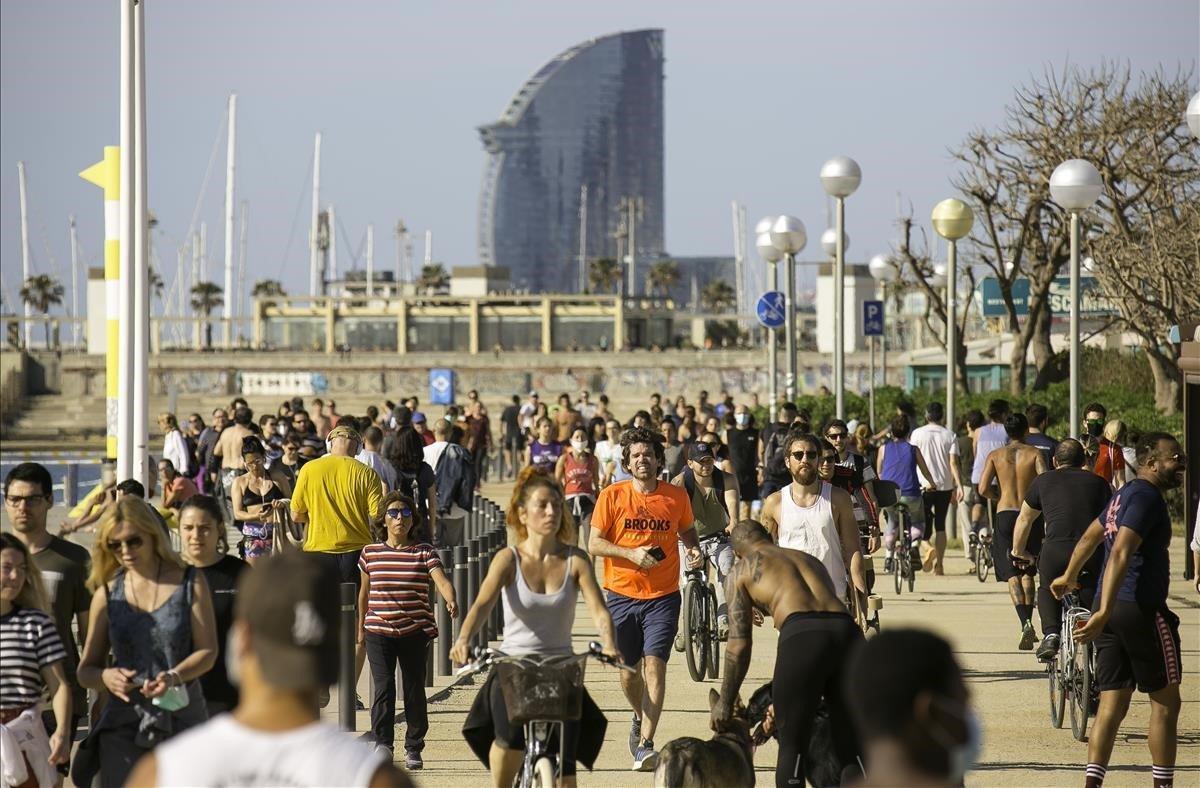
[291,425,383,577]
[589,426,701,773]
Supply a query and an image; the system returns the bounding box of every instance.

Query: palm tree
[417,264,449,295]
[251,279,286,308]
[700,280,737,313]
[588,257,622,294]
[148,267,165,302]
[645,260,680,297]
[190,281,224,349]
[20,274,64,347]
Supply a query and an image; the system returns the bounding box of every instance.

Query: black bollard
[436,547,453,676]
[452,545,469,666]
[64,464,79,508]
[467,538,481,648]
[489,530,504,636]
[338,582,356,731]
[478,538,492,642]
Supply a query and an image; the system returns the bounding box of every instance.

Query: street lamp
[820,228,849,259]
[931,196,973,547]
[820,156,861,419]
[868,253,899,395]
[1188,91,1200,139]
[769,215,807,403]
[1049,159,1103,439]
[756,226,782,421]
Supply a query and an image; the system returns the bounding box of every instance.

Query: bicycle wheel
[906,520,917,593]
[682,580,707,682]
[975,543,990,582]
[705,584,720,680]
[1048,657,1065,728]
[531,756,556,788]
[1070,641,1092,741]
[893,543,903,594]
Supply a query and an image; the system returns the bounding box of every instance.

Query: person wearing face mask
[125,552,411,788]
[556,427,600,546]
[726,406,760,520]
[178,495,248,716]
[1082,402,1126,491]
[1051,433,1186,788]
[845,628,979,787]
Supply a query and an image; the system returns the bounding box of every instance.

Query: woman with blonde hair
[75,498,217,788]
[454,467,618,788]
[1,532,72,786]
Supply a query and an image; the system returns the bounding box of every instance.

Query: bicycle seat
[873,480,900,508]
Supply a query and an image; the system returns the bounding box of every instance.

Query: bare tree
[940,62,1197,397]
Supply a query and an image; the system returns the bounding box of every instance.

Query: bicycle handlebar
[454,640,635,678]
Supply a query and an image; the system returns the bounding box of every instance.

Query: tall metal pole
[237,201,248,342]
[1069,212,1080,439]
[869,335,876,432]
[834,197,846,419]
[327,205,338,287]
[117,0,135,482]
[222,93,237,347]
[365,223,374,297]
[132,0,149,486]
[578,185,588,292]
[768,260,778,422]
[69,216,80,347]
[627,199,638,297]
[945,238,958,451]
[309,133,322,296]
[784,252,797,402]
[17,162,32,348]
[879,281,887,390]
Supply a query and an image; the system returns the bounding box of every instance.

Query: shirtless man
[978,412,1047,650]
[712,520,862,788]
[760,430,867,616]
[213,407,257,522]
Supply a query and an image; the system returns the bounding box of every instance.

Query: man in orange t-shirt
[589,427,701,773]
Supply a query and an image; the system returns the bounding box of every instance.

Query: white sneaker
[632,742,659,772]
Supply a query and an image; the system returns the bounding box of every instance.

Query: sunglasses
[790,450,820,461]
[819,454,839,464]
[825,432,846,440]
[386,507,414,520]
[5,494,49,507]
[106,535,144,552]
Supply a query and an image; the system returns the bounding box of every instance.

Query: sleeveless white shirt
[154,715,386,787]
[778,482,847,600]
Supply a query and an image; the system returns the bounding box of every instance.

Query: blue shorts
[606,590,681,665]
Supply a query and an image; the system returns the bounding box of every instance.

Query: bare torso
[216,426,254,470]
[984,442,1043,511]
[730,542,847,626]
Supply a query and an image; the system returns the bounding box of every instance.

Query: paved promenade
[319,480,1199,787]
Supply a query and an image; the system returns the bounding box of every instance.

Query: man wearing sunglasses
[760,431,867,614]
[1082,402,1126,491]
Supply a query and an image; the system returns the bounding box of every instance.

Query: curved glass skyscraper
[478,29,665,294]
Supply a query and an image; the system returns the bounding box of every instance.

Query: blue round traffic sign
[755,291,787,329]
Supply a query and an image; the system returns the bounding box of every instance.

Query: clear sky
[1,0,1196,315]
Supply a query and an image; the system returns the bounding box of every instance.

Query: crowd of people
[0,385,1191,787]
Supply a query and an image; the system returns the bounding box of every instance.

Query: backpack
[682,466,728,516]
[395,467,429,524]
[433,444,476,516]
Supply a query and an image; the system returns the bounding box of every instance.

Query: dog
[653,688,756,788]
[744,682,857,788]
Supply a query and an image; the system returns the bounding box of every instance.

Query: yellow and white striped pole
[78,147,120,461]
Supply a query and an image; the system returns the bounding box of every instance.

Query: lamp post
[756,224,782,421]
[931,197,974,438]
[1049,159,1103,439]
[1187,91,1200,139]
[868,254,898,429]
[820,156,861,419]
[769,216,807,403]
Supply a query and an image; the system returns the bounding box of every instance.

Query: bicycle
[456,642,633,788]
[971,528,994,582]
[1046,592,1097,741]
[681,534,727,682]
[874,481,917,595]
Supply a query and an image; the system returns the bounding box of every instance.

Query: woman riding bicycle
[452,467,619,788]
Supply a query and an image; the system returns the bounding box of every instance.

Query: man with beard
[1052,433,1185,788]
[711,520,862,788]
[590,427,702,772]
[760,432,866,615]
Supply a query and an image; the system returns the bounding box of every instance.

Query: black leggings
[773,612,862,787]
[1038,540,1098,636]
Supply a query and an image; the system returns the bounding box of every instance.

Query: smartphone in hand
[648,545,667,562]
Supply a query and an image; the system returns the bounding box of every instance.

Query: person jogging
[712,520,862,788]
[1010,439,1111,662]
[1051,433,1185,788]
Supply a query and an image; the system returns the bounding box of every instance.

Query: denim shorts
[606,590,681,665]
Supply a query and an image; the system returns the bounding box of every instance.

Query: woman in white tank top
[778,481,849,601]
[452,467,619,788]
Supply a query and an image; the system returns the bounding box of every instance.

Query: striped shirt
[357,543,442,639]
[0,606,67,709]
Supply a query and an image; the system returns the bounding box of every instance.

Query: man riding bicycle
[671,441,739,643]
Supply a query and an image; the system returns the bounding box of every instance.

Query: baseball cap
[529,390,539,398]
[689,441,716,461]
[235,551,339,690]
[326,425,361,443]
[411,411,426,424]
